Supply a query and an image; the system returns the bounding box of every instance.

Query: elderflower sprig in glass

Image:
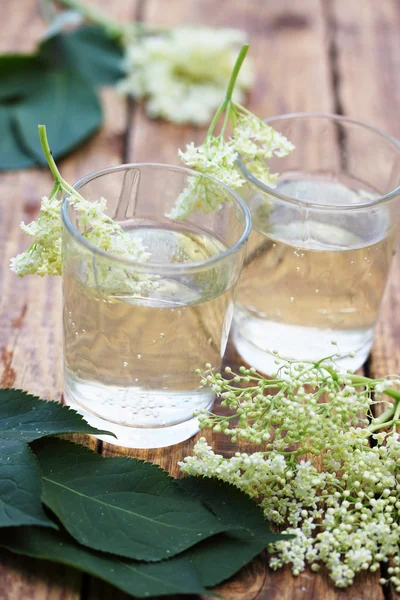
[180,356,400,588]
[169,44,294,220]
[10,125,149,292]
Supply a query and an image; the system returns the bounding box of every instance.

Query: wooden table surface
[1,0,400,598]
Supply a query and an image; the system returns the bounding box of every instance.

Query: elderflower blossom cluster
[118,27,253,125]
[11,191,158,295]
[180,358,400,589]
[171,115,294,220]
[11,195,63,276]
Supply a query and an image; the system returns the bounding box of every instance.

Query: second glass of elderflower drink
[234,113,400,374]
[62,164,251,448]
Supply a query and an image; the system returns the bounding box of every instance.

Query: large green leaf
[0,55,45,102]
[0,527,209,598]
[0,388,113,442]
[0,25,119,170]
[40,25,124,86]
[0,440,54,528]
[180,477,289,587]
[33,438,233,562]
[179,476,275,534]
[14,68,102,165]
[0,108,36,170]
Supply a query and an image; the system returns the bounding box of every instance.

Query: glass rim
[237,112,400,211]
[61,162,252,274]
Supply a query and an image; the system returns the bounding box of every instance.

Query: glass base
[232,325,371,375]
[64,391,212,449]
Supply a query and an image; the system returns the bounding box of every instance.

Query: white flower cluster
[180,358,400,588]
[118,27,253,126]
[11,189,157,295]
[172,114,294,220]
[11,195,63,276]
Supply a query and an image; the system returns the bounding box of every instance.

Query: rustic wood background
[1,0,400,598]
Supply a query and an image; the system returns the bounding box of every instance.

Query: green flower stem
[205,44,249,139]
[38,125,86,204]
[225,44,249,102]
[205,100,228,139]
[382,387,400,402]
[368,403,397,432]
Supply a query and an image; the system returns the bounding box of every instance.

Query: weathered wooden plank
[0,1,136,598]
[330,0,400,380]
[329,0,400,597]
[0,550,81,600]
[0,2,78,596]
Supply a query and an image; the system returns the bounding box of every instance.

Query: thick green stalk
[206,100,228,138]
[205,44,249,139]
[38,125,86,203]
[38,125,63,183]
[368,403,397,432]
[225,44,249,102]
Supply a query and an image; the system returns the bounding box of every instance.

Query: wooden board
[330,0,400,596]
[0,0,138,598]
[0,0,399,598]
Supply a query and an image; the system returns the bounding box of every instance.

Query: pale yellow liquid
[234,181,397,372]
[64,224,234,443]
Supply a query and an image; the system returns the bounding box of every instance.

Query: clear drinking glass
[62,164,251,448]
[234,113,400,374]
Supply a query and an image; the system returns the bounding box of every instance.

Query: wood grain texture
[331,1,400,597]
[330,0,400,380]
[0,1,136,598]
[0,550,81,600]
[0,1,76,595]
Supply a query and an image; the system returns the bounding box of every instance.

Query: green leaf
[0,24,123,170]
[0,527,209,598]
[40,25,124,86]
[0,108,36,170]
[179,478,289,587]
[179,476,274,534]
[13,68,102,165]
[0,55,45,102]
[0,388,113,442]
[0,440,54,528]
[33,438,233,562]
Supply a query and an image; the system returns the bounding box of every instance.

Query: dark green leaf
[14,68,102,164]
[0,388,113,442]
[180,477,289,587]
[0,108,36,170]
[0,55,45,102]
[179,476,274,534]
[33,438,233,562]
[40,25,124,86]
[0,440,54,528]
[0,527,209,598]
